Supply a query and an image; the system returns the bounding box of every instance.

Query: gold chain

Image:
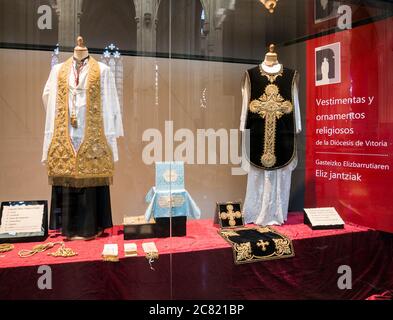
[0,243,14,253]
[18,242,77,258]
[146,251,159,261]
[145,252,159,271]
[48,243,77,258]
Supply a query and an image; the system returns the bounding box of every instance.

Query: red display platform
[0,213,392,300]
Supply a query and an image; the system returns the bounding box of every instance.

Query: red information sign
[305,18,393,233]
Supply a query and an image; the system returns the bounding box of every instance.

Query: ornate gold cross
[220,204,242,227]
[257,240,270,251]
[249,84,293,167]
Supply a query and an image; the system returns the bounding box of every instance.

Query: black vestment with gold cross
[245,66,297,170]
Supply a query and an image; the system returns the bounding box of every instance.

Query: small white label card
[124,243,138,257]
[142,242,158,254]
[0,204,44,234]
[304,207,345,227]
[102,244,118,256]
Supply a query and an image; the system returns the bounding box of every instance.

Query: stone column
[133,0,161,53]
[200,0,235,58]
[52,0,83,48]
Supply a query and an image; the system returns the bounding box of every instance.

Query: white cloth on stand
[240,63,301,226]
[42,59,124,163]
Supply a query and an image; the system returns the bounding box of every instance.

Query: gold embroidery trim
[234,242,252,262]
[256,227,271,234]
[273,238,292,256]
[47,57,114,187]
[249,84,293,167]
[158,195,186,208]
[221,230,240,237]
[259,64,283,83]
[48,176,112,188]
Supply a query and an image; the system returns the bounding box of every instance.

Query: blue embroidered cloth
[144,187,201,221]
[155,161,185,191]
[144,162,201,221]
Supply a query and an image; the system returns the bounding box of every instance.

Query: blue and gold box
[155,161,185,191]
[144,162,201,237]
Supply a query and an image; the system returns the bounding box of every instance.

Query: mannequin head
[264,44,279,66]
[73,36,89,61]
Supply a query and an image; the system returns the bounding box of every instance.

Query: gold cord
[145,252,159,270]
[0,243,14,253]
[18,242,77,258]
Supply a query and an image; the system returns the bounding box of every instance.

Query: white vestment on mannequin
[42,60,124,163]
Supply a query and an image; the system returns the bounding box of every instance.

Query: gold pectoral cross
[249,84,293,168]
[257,240,269,251]
[220,204,242,227]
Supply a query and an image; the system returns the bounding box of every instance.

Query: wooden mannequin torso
[73,36,89,61]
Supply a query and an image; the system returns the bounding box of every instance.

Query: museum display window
[0,0,392,300]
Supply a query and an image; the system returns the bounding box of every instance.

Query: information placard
[304,207,344,230]
[0,201,48,243]
[305,18,393,233]
[0,204,43,234]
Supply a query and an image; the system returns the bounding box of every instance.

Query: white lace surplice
[240,63,301,226]
[42,60,124,163]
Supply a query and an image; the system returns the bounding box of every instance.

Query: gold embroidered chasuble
[245,65,296,170]
[47,57,114,187]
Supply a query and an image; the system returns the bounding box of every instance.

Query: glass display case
[0,0,392,301]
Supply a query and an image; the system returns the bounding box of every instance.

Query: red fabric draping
[0,213,392,300]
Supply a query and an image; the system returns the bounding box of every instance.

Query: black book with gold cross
[216,202,244,229]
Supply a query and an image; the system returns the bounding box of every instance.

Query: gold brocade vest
[47,57,114,187]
